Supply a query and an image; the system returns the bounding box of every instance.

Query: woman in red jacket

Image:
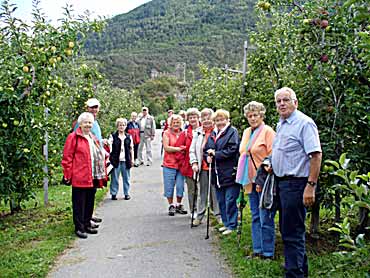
[62,112,107,239]
[175,108,200,217]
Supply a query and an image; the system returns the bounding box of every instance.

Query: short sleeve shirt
[271,110,321,177]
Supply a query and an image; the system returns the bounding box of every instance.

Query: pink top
[162,129,181,169]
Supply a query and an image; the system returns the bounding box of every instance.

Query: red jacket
[175,125,194,177]
[61,127,106,188]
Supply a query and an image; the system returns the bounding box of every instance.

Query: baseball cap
[86,98,100,107]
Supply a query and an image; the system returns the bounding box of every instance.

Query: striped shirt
[271,110,321,177]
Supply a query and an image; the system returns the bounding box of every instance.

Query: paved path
[49,130,232,278]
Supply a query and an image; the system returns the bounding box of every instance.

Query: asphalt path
[49,130,232,278]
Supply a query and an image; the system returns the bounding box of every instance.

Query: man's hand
[256,184,262,193]
[303,184,316,207]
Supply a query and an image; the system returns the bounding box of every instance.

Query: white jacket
[189,127,206,167]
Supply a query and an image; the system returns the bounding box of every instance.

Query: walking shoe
[91,216,102,223]
[192,219,201,227]
[124,195,131,200]
[218,226,227,232]
[86,227,98,234]
[168,205,176,216]
[111,195,117,200]
[146,161,152,166]
[222,229,233,236]
[89,222,99,229]
[75,230,88,239]
[175,204,188,214]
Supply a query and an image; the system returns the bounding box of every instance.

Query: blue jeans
[215,184,240,230]
[248,184,276,257]
[110,161,131,196]
[162,167,185,198]
[278,178,308,278]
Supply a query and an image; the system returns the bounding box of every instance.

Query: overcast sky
[7,0,152,24]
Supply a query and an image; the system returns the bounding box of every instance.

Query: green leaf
[339,153,347,168]
[324,160,339,169]
[328,227,342,233]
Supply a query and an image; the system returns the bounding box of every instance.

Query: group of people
[61,86,322,278]
[161,87,322,278]
[61,101,156,238]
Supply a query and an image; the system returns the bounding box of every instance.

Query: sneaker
[91,216,102,223]
[75,230,88,239]
[111,195,117,200]
[192,219,201,227]
[146,161,152,166]
[218,226,227,232]
[168,205,175,216]
[124,195,131,200]
[222,229,233,235]
[89,222,99,229]
[175,204,188,214]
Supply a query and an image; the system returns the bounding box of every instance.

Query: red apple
[320,20,329,29]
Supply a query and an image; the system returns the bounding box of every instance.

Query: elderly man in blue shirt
[271,87,322,278]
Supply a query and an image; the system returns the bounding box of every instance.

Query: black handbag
[61,176,71,185]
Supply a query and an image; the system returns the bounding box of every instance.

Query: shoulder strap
[250,153,258,170]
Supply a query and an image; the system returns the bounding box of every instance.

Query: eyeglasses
[275,98,293,104]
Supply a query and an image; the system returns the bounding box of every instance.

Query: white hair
[274,87,297,101]
[77,112,94,124]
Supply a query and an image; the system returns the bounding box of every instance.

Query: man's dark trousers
[278,178,308,278]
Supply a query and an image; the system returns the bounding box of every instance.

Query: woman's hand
[192,163,199,173]
[264,165,273,174]
[256,184,262,193]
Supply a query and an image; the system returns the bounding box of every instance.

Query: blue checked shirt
[271,110,321,178]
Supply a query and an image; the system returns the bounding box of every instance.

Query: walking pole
[190,171,198,228]
[205,159,212,240]
[237,186,246,248]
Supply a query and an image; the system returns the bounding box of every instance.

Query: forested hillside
[85,0,257,89]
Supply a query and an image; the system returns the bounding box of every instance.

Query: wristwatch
[307,181,317,187]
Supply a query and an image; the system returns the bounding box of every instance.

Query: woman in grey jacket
[189,108,221,226]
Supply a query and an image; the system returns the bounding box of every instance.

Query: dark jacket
[204,125,240,187]
[109,131,132,169]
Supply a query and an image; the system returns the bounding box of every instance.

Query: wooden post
[43,108,49,206]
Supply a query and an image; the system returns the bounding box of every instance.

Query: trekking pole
[205,157,212,240]
[237,186,246,248]
[190,171,198,228]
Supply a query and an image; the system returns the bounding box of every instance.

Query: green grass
[0,185,107,278]
[214,203,369,278]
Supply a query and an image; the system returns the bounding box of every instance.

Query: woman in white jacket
[189,108,221,226]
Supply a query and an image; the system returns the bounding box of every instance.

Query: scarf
[91,138,106,180]
[236,124,264,186]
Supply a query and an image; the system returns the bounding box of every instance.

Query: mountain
[85,0,258,89]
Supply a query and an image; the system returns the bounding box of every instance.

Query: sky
[7,0,152,24]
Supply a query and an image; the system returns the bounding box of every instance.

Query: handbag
[61,132,78,186]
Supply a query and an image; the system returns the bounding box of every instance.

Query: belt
[276,176,307,181]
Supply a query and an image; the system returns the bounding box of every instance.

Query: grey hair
[77,112,94,124]
[186,107,200,118]
[200,108,214,119]
[243,101,266,118]
[116,118,127,127]
[274,87,297,101]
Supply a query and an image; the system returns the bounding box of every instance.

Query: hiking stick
[190,171,198,228]
[237,186,246,248]
[205,160,212,240]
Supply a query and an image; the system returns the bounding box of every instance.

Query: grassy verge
[214,205,368,278]
[0,185,107,278]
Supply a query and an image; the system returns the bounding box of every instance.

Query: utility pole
[242,40,248,98]
[43,108,49,206]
